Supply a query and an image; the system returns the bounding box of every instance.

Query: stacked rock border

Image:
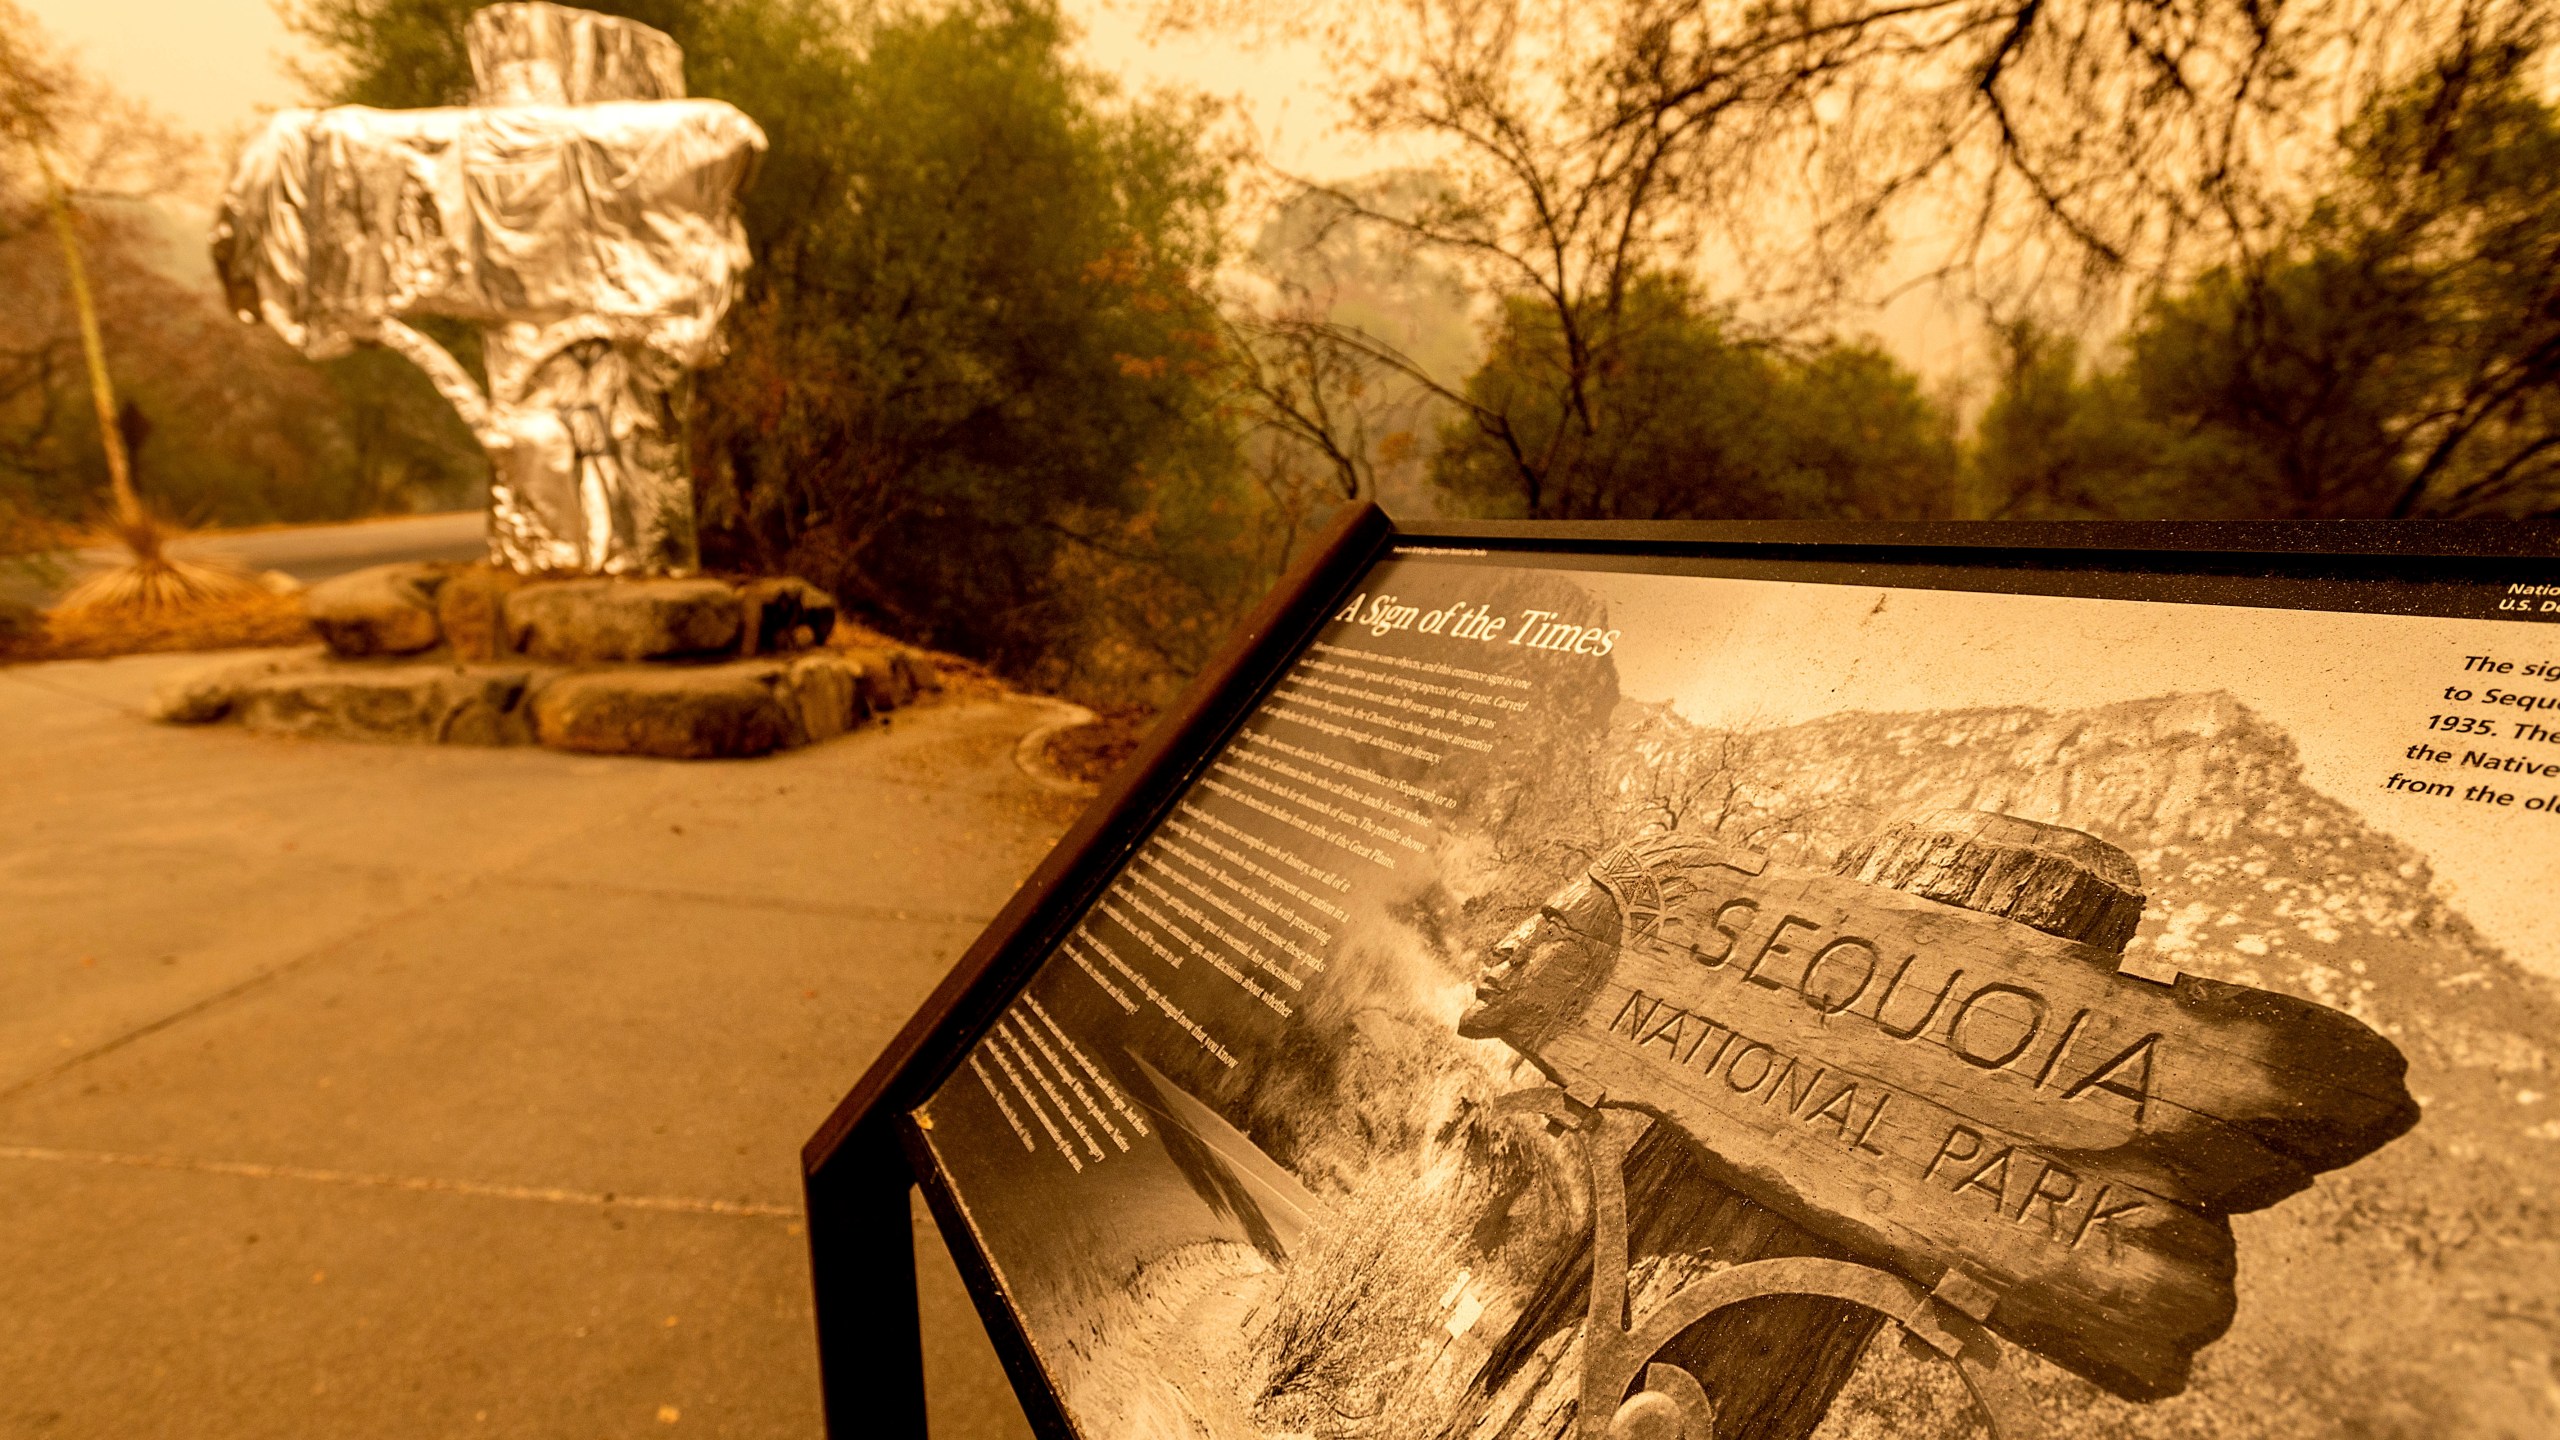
[154,563,934,760]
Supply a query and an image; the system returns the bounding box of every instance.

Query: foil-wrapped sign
[1460,811,2419,1403]
[212,3,766,575]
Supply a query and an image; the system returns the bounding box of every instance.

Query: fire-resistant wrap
[212,3,766,573]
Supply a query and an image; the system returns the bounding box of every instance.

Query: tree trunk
[42,165,139,527]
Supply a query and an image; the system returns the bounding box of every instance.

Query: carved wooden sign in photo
[1461,809,2421,1401]
[806,517,2560,1440]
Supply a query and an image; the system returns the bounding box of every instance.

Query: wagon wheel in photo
[1540,1099,2045,1440]
[1530,812,2147,1440]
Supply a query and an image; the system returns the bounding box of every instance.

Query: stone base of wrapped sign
[154,562,935,760]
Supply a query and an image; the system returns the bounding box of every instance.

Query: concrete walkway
[0,650,1070,1439]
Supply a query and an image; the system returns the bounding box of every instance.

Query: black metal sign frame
[799,508,2560,1440]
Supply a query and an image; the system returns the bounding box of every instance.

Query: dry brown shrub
[1043,705,1158,786]
[825,616,1005,707]
[1,589,311,663]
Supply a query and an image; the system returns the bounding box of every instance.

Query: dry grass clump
[51,510,259,614]
[2,588,310,664]
[5,509,279,665]
[1246,1178,1465,1434]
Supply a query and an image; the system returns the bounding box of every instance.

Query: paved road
[165,510,492,584]
[0,650,1070,1439]
[10,511,488,607]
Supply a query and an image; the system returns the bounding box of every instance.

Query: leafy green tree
[691,1,1241,672]
[1431,275,1957,519]
[1152,0,2518,532]
[292,0,1282,691]
[1965,323,2178,518]
[1972,29,2560,519]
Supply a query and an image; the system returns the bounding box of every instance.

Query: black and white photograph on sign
[915,553,2560,1440]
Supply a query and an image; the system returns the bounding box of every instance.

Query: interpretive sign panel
[805,514,2560,1440]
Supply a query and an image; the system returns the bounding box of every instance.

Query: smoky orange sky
[15,0,1396,181]
[16,0,1986,381]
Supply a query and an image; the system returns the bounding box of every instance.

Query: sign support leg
[805,1122,928,1438]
